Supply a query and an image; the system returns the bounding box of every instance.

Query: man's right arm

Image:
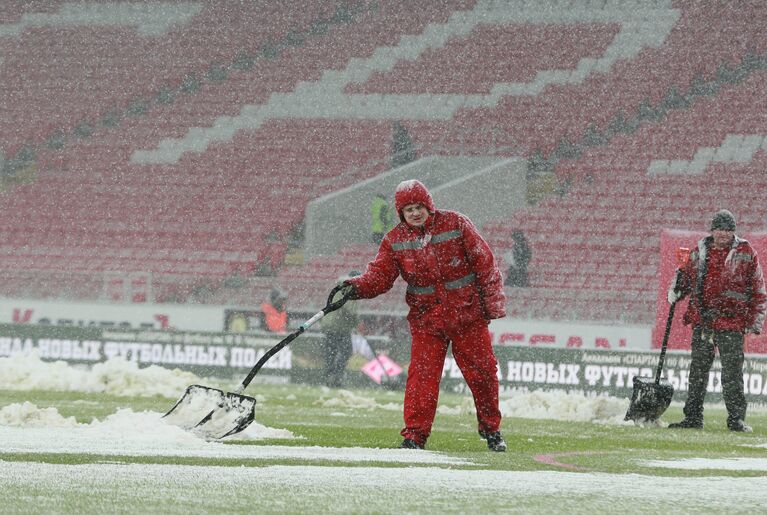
[668,253,694,304]
[347,238,400,299]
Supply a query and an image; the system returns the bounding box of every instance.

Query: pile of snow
[0,353,635,425]
[433,389,629,424]
[0,401,78,428]
[0,402,294,442]
[312,386,629,425]
[500,390,629,424]
[437,396,475,416]
[0,353,200,397]
[90,358,202,397]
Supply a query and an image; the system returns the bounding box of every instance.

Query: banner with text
[0,298,225,332]
[442,346,767,405]
[489,318,651,351]
[0,324,291,380]
[8,325,767,405]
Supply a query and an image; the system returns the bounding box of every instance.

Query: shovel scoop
[624,375,674,423]
[163,385,256,440]
[625,300,678,424]
[163,284,352,440]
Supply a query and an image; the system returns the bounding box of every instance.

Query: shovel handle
[235,284,354,393]
[655,301,676,384]
[325,283,353,313]
[655,270,683,384]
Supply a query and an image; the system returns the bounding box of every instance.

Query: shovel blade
[625,376,674,423]
[163,384,256,440]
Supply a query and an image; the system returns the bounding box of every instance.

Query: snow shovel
[625,249,689,423]
[624,299,676,423]
[164,284,353,440]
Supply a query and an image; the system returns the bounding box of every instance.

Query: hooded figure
[504,229,531,287]
[261,289,287,333]
[344,179,507,451]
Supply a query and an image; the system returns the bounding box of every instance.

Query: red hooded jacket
[348,180,506,329]
[676,235,767,332]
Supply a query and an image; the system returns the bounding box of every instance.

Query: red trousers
[401,319,502,446]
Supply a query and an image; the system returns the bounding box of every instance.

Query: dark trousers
[324,332,353,388]
[684,326,747,425]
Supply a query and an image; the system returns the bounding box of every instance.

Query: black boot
[480,431,507,452]
[668,418,703,429]
[400,438,424,450]
[728,420,753,433]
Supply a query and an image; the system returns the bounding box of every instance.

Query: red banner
[654,230,767,353]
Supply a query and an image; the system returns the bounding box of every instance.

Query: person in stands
[321,271,361,388]
[371,192,393,244]
[667,209,766,432]
[339,179,508,451]
[261,288,288,334]
[504,229,532,287]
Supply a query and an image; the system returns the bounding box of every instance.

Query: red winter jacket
[348,181,506,330]
[676,235,767,333]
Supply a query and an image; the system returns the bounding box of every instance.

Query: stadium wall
[303,155,526,256]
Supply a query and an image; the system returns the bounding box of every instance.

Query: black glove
[337,281,357,300]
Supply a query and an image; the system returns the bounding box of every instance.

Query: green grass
[2,385,767,513]
[3,385,766,471]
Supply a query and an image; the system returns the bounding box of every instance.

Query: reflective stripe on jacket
[349,209,506,329]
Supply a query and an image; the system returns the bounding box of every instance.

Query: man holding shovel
[339,179,507,451]
[667,210,767,432]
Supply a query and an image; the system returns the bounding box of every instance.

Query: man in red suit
[342,180,507,451]
[667,209,767,432]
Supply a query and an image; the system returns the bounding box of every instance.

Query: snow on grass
[641,458,767,471]
[3,462,767,513]
[315,388,401,411]
[3,355,767,512]
[0,420,468,465]
[0,402,466,465]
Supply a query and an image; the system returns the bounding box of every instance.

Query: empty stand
[0,1,343,154]
[0,0,765,329]
[482,66,767,324]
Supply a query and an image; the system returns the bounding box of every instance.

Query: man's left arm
[461,216,506,319]
[747,251,767,334]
